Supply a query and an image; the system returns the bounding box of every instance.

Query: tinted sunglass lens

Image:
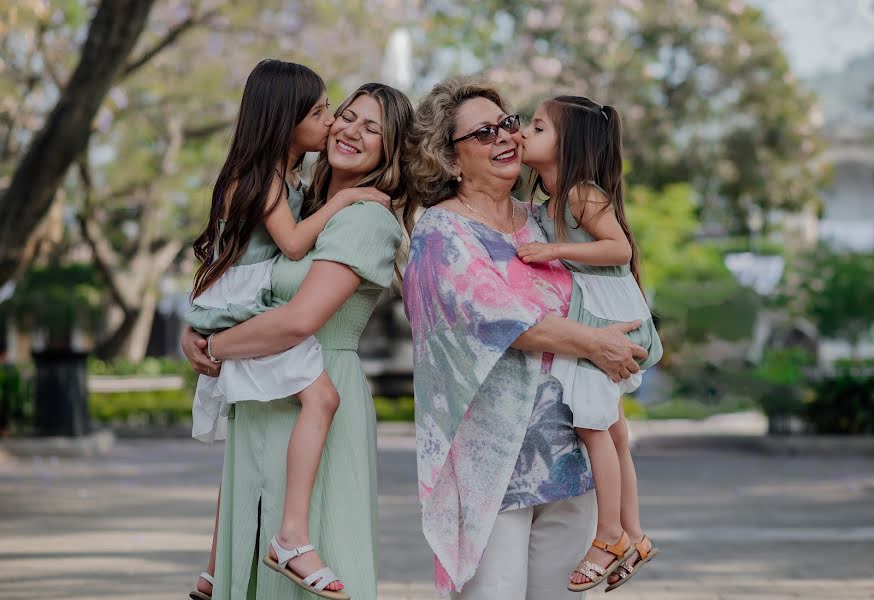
[475,126,498,144]
[501,115,520,133]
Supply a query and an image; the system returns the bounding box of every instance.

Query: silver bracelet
[206,333,222,364]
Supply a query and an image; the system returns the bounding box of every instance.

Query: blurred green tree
[782,245,874,357]
[0,0,227,360]
[413,0,826,236]
[71,1,404,360]
[1,0,830,361]
[0,0,155,287]
[624,182,698,292]
[1,0,403,360]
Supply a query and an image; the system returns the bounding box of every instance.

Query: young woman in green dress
[182,82,413,600]
[186,61,391,600]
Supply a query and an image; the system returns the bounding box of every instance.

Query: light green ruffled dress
[185,183,324,444]
[211,201,402,600]
[539,198,662,430]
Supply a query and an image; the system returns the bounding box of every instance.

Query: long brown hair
[302,82,413,218]
[190,60,325,300]
[534,95,642,288]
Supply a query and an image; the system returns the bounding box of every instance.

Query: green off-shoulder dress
[211,201,403,600]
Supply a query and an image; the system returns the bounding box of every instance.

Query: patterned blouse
[402,201,595,593]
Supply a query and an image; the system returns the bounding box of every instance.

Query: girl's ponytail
[600,105,641,291]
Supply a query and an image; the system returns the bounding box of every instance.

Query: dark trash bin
[32,350,90,437]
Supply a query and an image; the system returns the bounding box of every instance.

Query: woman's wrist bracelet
[206,333,222,364]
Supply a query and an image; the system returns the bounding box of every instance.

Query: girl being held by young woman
[187,59,389,600]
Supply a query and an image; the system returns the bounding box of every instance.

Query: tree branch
[0,0,156,287]
[103,179,150,201]
[76,156,132,311]
[121,9,219,79]
[150,239,184,279]
[35,20,65,90]
[184,119,233,139]
[0,43,44,163]
[160,114,183,175]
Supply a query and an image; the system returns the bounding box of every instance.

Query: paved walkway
[1,418,873,599]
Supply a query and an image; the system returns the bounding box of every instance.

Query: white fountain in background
[381,27,414,91]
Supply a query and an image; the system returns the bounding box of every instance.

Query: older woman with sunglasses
[401,77,647,600]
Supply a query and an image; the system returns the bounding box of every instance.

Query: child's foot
[189,571,214,599]
[569,530,628,586]
[196,574,213,596]
[607,534,654,585]
[269,531,345,593]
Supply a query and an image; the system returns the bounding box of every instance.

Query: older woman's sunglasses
[451,114,520,145]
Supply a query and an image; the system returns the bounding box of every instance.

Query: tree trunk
[94,290,157,362]
[94,308,137,360]
[0,0,155,287]
[118,288,159,362]
[86,232,182,362]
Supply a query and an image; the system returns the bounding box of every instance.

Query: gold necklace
[457,197,517,236]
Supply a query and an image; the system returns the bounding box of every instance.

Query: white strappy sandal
[189,571,213,600]
[262,536,351,600]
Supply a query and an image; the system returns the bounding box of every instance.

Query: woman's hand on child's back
[588,321,648,383]
[517,242,556,264]
[330,186,391,210]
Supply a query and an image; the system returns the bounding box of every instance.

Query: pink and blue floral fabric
[403,202,594,593]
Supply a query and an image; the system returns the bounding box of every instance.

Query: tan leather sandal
[605,534,660,592]
[568,531,636,592]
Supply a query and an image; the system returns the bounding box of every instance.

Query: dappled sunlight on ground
[1,437,873,599]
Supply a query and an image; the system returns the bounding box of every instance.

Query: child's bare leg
[267,371,343,592]
[607,405,651,583]
[571,427,624,585]
[612,406,643,540]
[196,484,221,595]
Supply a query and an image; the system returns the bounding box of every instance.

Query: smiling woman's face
[452,96,521,187]
[327,94,384,177]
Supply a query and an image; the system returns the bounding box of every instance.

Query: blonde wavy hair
[302,82,413,218]
[402,77,512,233]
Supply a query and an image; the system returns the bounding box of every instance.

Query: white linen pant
[450,492,598,600]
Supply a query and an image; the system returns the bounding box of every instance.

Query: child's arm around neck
[263,173,389,261]
[548,185,632,266]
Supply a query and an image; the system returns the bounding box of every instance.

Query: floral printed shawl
[403,202,593,593]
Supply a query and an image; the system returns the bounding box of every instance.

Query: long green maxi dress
[211,201,402,600]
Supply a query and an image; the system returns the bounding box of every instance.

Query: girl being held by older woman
[516,96,663,592]
[403,78,648,600]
